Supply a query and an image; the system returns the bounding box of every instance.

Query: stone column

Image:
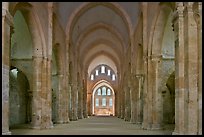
[31,56,43,129]
[70,80,78,121]
[83,79,88,118]
[147,55,154,130]
[141,1,150,129]
[70,60,78,121]
[151,55,163,130]
[172,2,186,135]
[136,74,144,124]
[197,2,202,135]
[142,56,149,129]
[68,83,72,120]
[184,2,198,134]
[117,86,121,118]
[87,92,92,116]
[120,84,125,119]
[68,62,72,120]
[2,2,13,135]
[124,76,131,121]
[56,74,63,123]
[66,39,70,123]
[63,73,69,123]
[45,58,53,128]
[130,74,138,124]
[39,58,53,129]
[77,79,83,119]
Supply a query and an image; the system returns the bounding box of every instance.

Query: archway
[9,67,31,128]
[92,81,115,116]
[9,8,33,129]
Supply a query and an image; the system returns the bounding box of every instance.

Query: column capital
[2,8,14,27]
[151,54,162,62]
[172,2,184,24]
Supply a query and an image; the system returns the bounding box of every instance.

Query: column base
[56,120,63,124]
[186,132,198,135]
[78,115,84,119]
[151,123,163,130]
[31,126,41,129]
[2,131,11,135]
[137,122,142,125]
[130,121,136,124]
[142,123,152,130]
[65,118,70,123]
[70,117,78,121]
[172,131,185,135]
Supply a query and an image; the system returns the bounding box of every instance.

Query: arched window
[101,66,105,73]
[107,69,111,76]
[97,88,101,95]
[102,87,106,95]
[95,98,99,107]
[91,74,94,80]
[109,98,112,107]
[95,70,99,76]
[102,98,106,106]
[107,88,111,95]
[112,74,116,81]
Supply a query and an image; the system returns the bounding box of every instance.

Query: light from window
[112,74,116,81]
[107,89,111,95]
[108,69,111,76]
[102,98,106,106]
[109,98,112,107]
[97,88,101,95]
[95,98,99,107]
[91,74,94,80]
[11,68,18,78]
[102,87,106,95]
[101,66,105,73]
[96,70,99,76]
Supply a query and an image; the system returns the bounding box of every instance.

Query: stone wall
[9,70,30,127]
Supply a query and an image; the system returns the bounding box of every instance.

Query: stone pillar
[56,74,63,123]
[142,56,149,129]
[141,2,149,130]
[77,79,83,119]
[68,62,72,120]
[44,58,53,128]
[66,40,70,123]
[31,56,43,129]
[172,2,186,135]
[70,80,78,121]
[124,82,131,121]
[197,2,202,135]
[87,93,92,116]
[120,85,125,119]
[68,83,72,120]
[130,74,138,124]
[64,74,70,123]
[144,55,154,130]
[151,55,163,130]
[184,2,198,134]
[39,58,53,129]
[117,86,121,118]
[136,74,144,124]
[83,79,88,118]
[2,2,13,135]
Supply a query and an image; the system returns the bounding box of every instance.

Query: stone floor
[10,116,174,135]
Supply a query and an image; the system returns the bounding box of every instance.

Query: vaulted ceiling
[55,2,141,77]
